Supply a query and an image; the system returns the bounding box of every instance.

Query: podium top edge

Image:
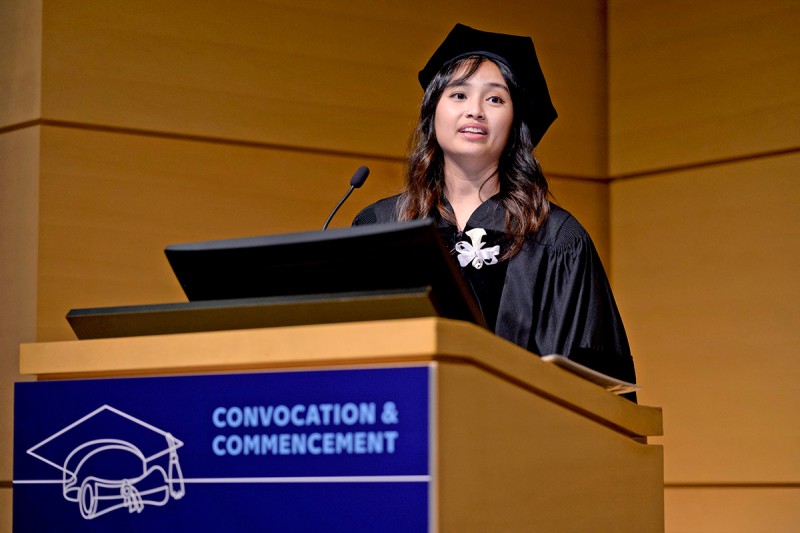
[20,317,661,438]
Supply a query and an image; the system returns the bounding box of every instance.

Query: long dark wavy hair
[396,55,550,259]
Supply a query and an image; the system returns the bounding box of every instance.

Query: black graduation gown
[353,194,636,395]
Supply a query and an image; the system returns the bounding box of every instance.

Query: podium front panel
[16,319,664,531]
[13,366,434,532]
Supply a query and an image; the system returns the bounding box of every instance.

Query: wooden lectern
[15,223,662,530]
[17,317,663,531]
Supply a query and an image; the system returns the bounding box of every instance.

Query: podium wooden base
[18,318,663,531]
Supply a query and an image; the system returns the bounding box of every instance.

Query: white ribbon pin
[455,228,500,269]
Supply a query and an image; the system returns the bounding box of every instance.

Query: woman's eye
[449,92,466,100]
[487,96,505,104]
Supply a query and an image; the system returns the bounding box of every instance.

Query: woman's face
[433,60,514,170]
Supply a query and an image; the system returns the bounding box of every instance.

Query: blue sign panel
[14,365,432,532]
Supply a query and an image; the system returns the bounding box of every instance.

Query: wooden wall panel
[41,0,415,157]
[438,363,663,531]
[0,0,41,127]
[664,487,800,532]
[610,2,799,526]
[611,155,800,483]
[39,0,609,177]
[609,0,800,175]
[0,488,11,533]
[36,125,405,341]
[0,128,39,480]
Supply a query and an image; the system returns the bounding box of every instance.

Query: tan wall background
[609,0,800,531]
[2,0,797,530]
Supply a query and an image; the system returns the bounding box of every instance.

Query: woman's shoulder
[352,194,402,225]
[534,203,593,250]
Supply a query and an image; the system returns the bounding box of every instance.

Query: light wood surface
[609,0,800,175]
[37,0,610,178]
[438,363,663,531]
[665,486,800,532]
[0,0,41,127]
[609,1,800,529]
[0,128,39,481]
[612,154,800,482]
[35,125,405,341]
[20,318,662,440]
[0,488,11,533]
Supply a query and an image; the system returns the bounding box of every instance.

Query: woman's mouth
[458,126,487,135]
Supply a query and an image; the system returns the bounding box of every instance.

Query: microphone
[322,166,370,230]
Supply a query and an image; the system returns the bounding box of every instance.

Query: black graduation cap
[418,23,557,147]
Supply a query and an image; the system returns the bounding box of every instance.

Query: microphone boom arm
[322,186,356,230]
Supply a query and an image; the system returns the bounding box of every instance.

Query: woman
[353,24,636,393]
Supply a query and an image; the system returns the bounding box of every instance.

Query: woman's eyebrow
[445,79,510,92]
[485,81,510,92]
[445,78,470,88]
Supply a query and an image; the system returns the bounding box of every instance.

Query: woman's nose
[466,103,485,120]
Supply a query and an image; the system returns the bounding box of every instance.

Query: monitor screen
[164,220,485,327]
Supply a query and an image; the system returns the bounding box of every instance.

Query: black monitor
[164,220,485,326]
[67,220,485,339]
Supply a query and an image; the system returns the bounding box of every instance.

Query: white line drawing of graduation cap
[26,404,185,520]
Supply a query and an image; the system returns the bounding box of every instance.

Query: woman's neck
[443,159,500,230]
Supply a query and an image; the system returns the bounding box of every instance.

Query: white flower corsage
[455,228,500,269]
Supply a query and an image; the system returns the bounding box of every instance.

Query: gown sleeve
[352,195,401,225]
[498,207,637,388]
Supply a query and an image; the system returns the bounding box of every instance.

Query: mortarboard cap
[26,405,186,518]
[418,23,557,147]
[27,405,184,476]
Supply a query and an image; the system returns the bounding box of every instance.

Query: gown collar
[436,195,506,233]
